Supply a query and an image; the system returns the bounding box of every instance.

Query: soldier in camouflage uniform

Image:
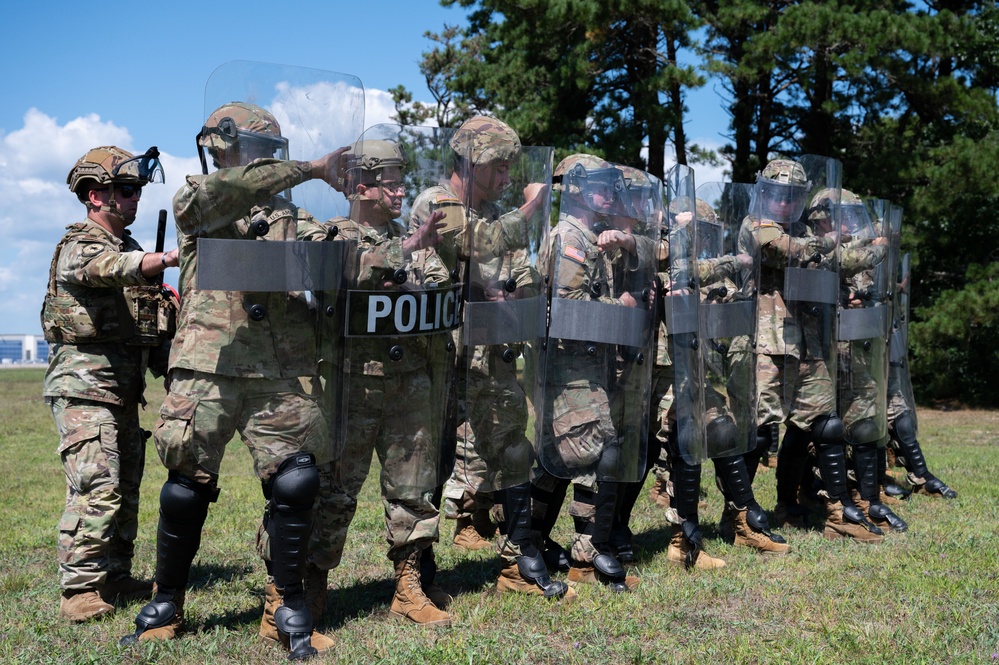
[122,103,348,659]
[885,253,958,499]
[741,159,883,544]
[319,135,455,627]
[828,191,909,533]
[532,153,656,592]
[411,117,569,601]
[44,145,175,622]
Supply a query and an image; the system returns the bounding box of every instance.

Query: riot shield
[694,182,760,460]
[836,196,892,445]
[332,123,461,495]
[888,249,918,428]
[767,154,842,413]
[192,61,364,462]
[537,160,659,482]
[660,164,706,464]
[458,145,553,491]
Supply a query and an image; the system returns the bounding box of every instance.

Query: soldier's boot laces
[732,504,790,555]
[60,590,114,623]
[498,553,576,602]
[666,523,726,570]
[822,499,884,544]
[259,579,335,654]
[102,574,154,604]
[452,516,493,550]
[389,552,452,627]
[419,548,453,610]
[119,590,185,644]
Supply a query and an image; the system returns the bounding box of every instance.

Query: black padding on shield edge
[196,238,350,292]
[464,296,546,346]
[784,267,839,304]
[839,306,888,341]
[549,298,652,347]
[700,300,754,339]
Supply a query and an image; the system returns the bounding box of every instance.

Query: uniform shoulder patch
[81,242,105,257]
[562,244,586,264]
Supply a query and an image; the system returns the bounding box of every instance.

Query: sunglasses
[118,185,143,199]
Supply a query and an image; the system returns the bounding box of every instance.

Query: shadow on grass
[187,561,256,591]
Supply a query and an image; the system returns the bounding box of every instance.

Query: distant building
[0,334,49,364]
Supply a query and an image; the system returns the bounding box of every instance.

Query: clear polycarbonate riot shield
[778,154,842,412]
[537,161,659,483]
[458,145,553,490]
[694,182,759,460]
[888,249,918,428]
[195,60,363,279]
[836,197,892,445]
[191,61,364,463]
[333,124,462,493]
[661,164,706,464]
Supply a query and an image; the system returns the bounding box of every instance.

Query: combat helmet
[554,153,630,218]
[811,187,874,237]
[755,158,809,224]
[196,101,289,173]
[67,145,164,208]
[449,115,521,165]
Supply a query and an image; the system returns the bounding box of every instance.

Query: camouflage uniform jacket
[738,217,836,357]
[329,216,451,375]
[170,159,330,378]
[412,181,532,374]
[43,220,168,405]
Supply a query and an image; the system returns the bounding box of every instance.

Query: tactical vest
[40,223,178,346]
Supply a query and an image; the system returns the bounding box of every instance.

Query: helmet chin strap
[91,184,127,225]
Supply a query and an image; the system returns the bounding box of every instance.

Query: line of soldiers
[41,62,956,660]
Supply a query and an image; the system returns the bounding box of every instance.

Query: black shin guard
[265,454,320,661]
[776,423,811,505]
[712,455,754,508]
[531,473,571,571]
[853,443,880,504]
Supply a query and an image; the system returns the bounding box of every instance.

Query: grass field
[1,367,997,664]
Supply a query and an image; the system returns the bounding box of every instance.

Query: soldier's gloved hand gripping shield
[459,135,554,491]
[338,123,463,492]
[836,195,894,445]
[693,181,760,461]
[537,157,659,483]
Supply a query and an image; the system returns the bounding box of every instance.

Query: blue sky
[0,0,729,335]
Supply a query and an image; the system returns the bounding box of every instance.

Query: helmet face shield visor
[757,179,807,224]
[840,203,875,238]
[197,121,290,172]
[569,165,633,216]
[111,147,165,185]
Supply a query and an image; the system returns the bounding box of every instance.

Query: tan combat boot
[649,476,670,508]
[497,558,578,601]
[60,590,114,623]
[136,591,185,641]
[259,579,335,653]
[389,552,452,627]
[665,524,726,570]
[453,516,493,550]
[567,562,641,591]
[822,499,884,544]
[102,574,154,603]
[732,506,790,555]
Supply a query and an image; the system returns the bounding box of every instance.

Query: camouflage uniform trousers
[314,369,441,568]
[837,339,887,446]
[51,396,145,592]
[537,363,619,563]
[443,358,531,535]
[152,369,329,564]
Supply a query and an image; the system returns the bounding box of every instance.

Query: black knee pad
[160,472,215,522]
[811,415,845,445]
[847,417,881,445]
[706,416,740,452]
[268,453,320,512]
[597,443,622,477]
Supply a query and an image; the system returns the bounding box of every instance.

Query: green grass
[1,367,997,664]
